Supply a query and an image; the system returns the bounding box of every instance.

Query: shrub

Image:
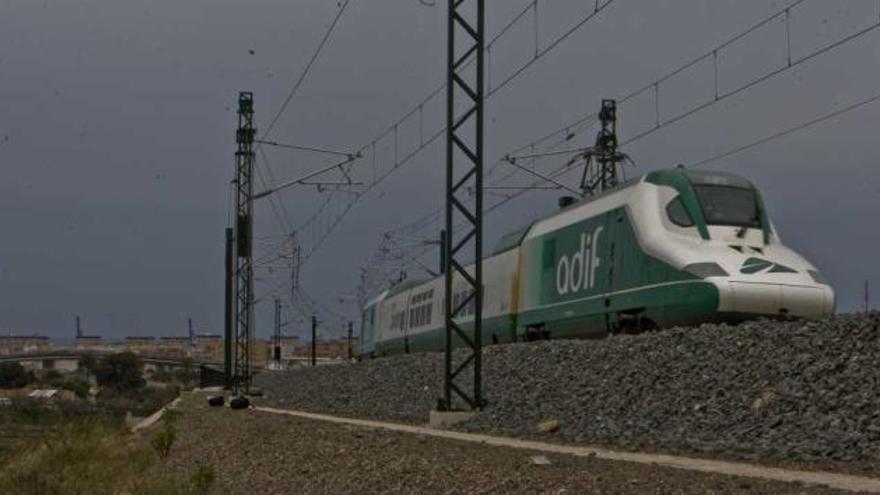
[150,426,176,459]
[94,352,145,392]
[151,369,175,383]
[160,408,181,429]
[0,362,33,389]
[0,420,157,493]
[190,463,217,495]
[131,385,180,417]
[62,378,91,399]
[8,398,49,423]
[172,358,197,389]
[43,369,64,387]
[78,352,98,374]
[0,414,192,494]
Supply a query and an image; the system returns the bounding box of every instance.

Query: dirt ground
[149,393,855,494]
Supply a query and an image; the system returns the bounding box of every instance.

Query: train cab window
[694,185,761,228]
[666,197,694,227]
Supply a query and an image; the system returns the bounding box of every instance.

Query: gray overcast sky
[1,0,878,340]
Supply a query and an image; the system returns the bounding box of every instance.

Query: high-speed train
[359,168,834,357]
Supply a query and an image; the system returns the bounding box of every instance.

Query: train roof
[491,174,641,254]
[386,278,428,298]
[646,168,754,189]
[490,167,757,255]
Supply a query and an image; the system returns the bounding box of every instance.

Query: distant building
[254,339,269,366]
[158,336,191,359]
[74,335,102,350]
[123,336,155,354]
[0,335,51,356]
[259,335,304,365]
[292,338,353,360]
[195,334,223,362]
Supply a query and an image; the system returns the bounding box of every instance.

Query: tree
[78,352,98,374]
[62,378,91,399]
[93,352,145,392]
[0,362,34,389]
[174,357,196,386]
[43,369,64,387]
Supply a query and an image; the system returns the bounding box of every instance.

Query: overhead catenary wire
[270,0,875,322]
[620,12,880,149]
[487,0,617,97]
[502,156,582,196]
[504,0,880,166]
[256,139,357,158]
[263,0,352,139]
[255,147,295,233]
[287,0,621,266]
[400,87,875,270]
[688,92,880,169]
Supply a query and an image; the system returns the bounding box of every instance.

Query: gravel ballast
[161,393,847,494]
[256,314,880,464]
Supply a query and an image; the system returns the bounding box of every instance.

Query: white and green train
[359,168,834,357]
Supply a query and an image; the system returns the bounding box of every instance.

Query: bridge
[0,349,224,373]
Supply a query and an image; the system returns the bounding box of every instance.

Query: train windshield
[693,185,761,228]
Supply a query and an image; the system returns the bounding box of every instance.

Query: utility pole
[865,280,870,315]
[311,315,317,367]
[289,232,301,294]
[224,227,234,389]
[441,0,486,412]
[347,321,353,360]
[75,316,82,339]
[233,92,256,394]
[579,99,626,197]
[188,317,194,348]
[274,298,282,364]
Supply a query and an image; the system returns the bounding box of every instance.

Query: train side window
[666,197,694,227]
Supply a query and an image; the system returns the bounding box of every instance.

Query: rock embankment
[257,314,880,463]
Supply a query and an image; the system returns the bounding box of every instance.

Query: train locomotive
[359,167,834,357]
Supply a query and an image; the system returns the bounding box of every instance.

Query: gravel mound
[257,352,443,423]
[256,313,880,462]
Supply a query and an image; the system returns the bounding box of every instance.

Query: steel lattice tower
[580,99,623,196]
[441,0,486,411]
[234,92,256,393]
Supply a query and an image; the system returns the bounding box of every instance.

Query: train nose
[718,281,834,318]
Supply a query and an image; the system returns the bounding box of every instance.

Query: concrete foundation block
[429,410,477,429]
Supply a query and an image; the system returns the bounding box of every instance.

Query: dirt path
[152,392,857,494]
[256,405,880,494]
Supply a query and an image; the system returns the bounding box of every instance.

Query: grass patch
[0,420,158,494]
[0,400,213,494]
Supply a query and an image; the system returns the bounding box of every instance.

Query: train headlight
[683,262,729,278]
[808,269,828,285]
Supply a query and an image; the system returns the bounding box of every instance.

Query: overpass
[0,349,224,373]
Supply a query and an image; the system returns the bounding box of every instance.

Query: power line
[486,92,880,214]
[263,0,352,138]
[481,0,880,177]
[256,139,356,158]
[255,156,295,234]
[288,0,620,265]
[689,92,880,169]
[620,10,880,148]
[358,117,593,296]
[294,1,877,313]
[487,0,617,97]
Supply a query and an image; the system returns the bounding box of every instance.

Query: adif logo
[556,226,603,296]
